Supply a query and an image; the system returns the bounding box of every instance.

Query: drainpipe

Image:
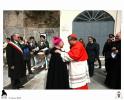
[114,10,118,35]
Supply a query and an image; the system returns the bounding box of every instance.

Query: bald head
[13,34,20,42]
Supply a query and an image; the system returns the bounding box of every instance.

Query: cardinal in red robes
[57,34,90,89]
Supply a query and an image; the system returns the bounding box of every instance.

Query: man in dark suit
[6,34,26,89]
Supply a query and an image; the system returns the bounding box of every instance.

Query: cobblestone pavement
[3,57,109,90]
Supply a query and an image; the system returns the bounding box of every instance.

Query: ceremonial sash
[8,42,23,54]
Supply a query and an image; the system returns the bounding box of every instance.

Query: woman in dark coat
[46,37,69,89]
[86,36,97,77]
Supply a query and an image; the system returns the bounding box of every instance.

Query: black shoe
[12,87,19,89]
[45,68,48,70]
[18,85,25,88]
[12,86,20,89]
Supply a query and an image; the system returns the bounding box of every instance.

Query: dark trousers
[24,59,32,74]
[11,78,21,89]
[88,61,95,77]
[96,57,101,68]
[105,58,121,89]
[105,59,109,72]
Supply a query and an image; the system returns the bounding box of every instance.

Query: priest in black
[46,37,69,89]
[104,34,121,89]
[108,35,121,89]
[6,34,26,89]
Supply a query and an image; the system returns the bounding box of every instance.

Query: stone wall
[3,11,60,47]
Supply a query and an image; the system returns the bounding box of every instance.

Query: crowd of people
[3,32,121,89]
[4,33,49,89]
[103,34,121,89]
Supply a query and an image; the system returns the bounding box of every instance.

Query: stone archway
[72,10,115,55]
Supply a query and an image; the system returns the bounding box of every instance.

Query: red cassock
[68,41,89,90]
[68,41,88,61]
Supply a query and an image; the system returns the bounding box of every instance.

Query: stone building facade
[3,11,60,47]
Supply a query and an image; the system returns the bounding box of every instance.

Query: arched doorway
[72,10,115,55]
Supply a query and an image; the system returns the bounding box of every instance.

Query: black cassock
[6,42,26,79]
[46,47,69,89]
[105,40,121,89]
